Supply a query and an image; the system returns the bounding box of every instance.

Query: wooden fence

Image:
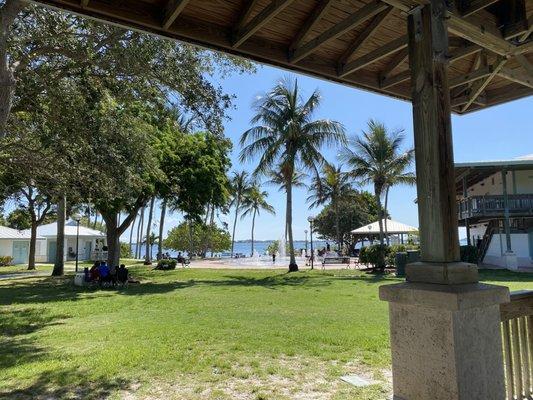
[501,290,533,400]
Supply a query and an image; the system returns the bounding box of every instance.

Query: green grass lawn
[0,266,531,400]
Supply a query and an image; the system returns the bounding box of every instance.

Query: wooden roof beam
[451,94,487,107]
[462,57,507,112]
[289,0,334,51]
[498,67,533,89]
[337,7,393,68]
[339,35,407,78]
[450,64,493,89]
[378,47,408,85]
[515,54,533,76]
[162,0,191,30]
[289,0,389,63]
[460,0,500,18]
[235,0,262,31]
[233,0,296,48]
[80,0,89,7]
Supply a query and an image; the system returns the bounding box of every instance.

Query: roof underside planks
[28,0,532,114]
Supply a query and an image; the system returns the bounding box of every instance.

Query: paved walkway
[0,271,50,280]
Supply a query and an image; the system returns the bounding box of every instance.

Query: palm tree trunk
[251,208,256,256]
[52,194,66,276]
[136,206,145,259]
[286,180,298,271]
[231,196,240,257]
[157,198,167,260]
[144,197,155,265]
[129,214,136,258]
[384,186,390,246]
[334,199,341,253]
[374,187,385,271]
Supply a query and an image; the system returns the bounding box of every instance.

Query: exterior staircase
[477,220,497,264]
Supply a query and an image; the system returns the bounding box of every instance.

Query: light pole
[73,214,81,272]
[307,216,314,270]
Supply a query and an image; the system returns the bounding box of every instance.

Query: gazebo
[351,218,418,244]
[26,0,532,398]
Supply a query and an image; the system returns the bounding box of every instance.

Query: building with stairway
[456,155,533,270]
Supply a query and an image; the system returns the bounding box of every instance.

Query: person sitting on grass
[90,261,100,282]
[177,252,186,267]
[98,261,111,286]
[109,264,118,286]
[117,264,128,285]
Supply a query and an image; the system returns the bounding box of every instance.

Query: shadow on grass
[0,369,132,400]
[479,269,533,283]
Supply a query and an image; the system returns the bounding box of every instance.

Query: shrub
[120,242,132,258]
[460,245,479,264]
[0,256,14,266]
[359,244,389,267]
[155,259,177,270]
[386,244,420,266]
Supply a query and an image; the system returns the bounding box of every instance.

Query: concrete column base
[503,251,518,271]
[380,282,509,400]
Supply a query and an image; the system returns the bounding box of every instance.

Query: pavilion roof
[29,0,532,114]
[351,219,418,235]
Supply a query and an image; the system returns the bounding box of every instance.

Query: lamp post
[73,214,81,272]
[304,230,308,256]
[307,216,314,270]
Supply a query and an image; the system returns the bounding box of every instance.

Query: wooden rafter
[80,0,89,7]
[451,93,486,107]
[461,0,500,17]
[449,44,482,62]
[289,0,334,51]
[339,35,407,78]
[450,64,493,89]
[235,0,262,31]
[498,67,533,89]
[380,70,410,89]
[233,0,296,48]
[337,7,393,68]
[379,47,408,83]
[289,0,388,63]
[462,57,507,112]
[162,0,190,30]
[515,54,533,77]
[518,16,533,42]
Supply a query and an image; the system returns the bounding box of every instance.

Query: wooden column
[502,168,512,252]
[406,0,477,283]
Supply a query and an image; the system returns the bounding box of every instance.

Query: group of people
[84,261,129,286]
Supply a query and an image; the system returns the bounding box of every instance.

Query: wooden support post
[405,0,477,284]
[502,169,512,253]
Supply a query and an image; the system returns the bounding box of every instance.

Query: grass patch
[0,266,531,399]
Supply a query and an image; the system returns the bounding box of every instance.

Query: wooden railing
[500,290,533,400]
[458,194,533,220]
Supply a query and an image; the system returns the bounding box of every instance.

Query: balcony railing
[458,194,533,220]
[500,290,533,400]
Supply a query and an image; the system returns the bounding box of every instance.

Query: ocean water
[130,240,327,259]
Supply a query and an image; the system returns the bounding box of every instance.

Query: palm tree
[383,167,416,245]
[341,119,414,264]
[240,78,346,271]
[240,185,275,256]
[229,171,251,257]
[307,163,353,251]
[264,166,307,240]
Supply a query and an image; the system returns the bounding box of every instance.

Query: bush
[359,244,389,267]
[386,244,420,266]
[0,256,14,266]
[460,245,479,264]
[155,259,177,270]
[120,242,132,258]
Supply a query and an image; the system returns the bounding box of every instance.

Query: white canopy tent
[351,219,418,235]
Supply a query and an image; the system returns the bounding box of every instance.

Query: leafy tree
[240,78,346,271]
[313,190,379,252]
[6,208,31,230]
[240,185,275,256]
[229,171,251,257]
[307,163,352,249]
[340,120,414,269]
[164,222,231,257]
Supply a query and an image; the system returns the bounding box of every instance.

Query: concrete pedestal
[503,251,518,271]
[380,282,509,400]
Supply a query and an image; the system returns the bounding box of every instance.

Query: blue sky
[144,62,532,243]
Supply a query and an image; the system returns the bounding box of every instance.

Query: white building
[27,220,106,263]
[455,155,533,270]
[0,226,47,264]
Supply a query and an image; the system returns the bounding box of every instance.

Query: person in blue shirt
[98,261,110,279]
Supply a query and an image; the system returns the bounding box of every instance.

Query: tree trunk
[27,217,37,270]
[136,206,145,259]
[144,196,155,265]
[334,199,341,253]
[286,179,298,272]
[104,215,121,267]
[374,186,385,272]
[52,194,66,276]
[129,214,136,258]
[384,186,390,246]
[157,198,167,260]
[0,0,25,138]
[93,212,98,229]
[251,208,256,256]
[231,196,240,257]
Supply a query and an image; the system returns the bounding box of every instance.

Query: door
[48,240,57,263]
[12,241,29,264]
[84,241,92,260]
